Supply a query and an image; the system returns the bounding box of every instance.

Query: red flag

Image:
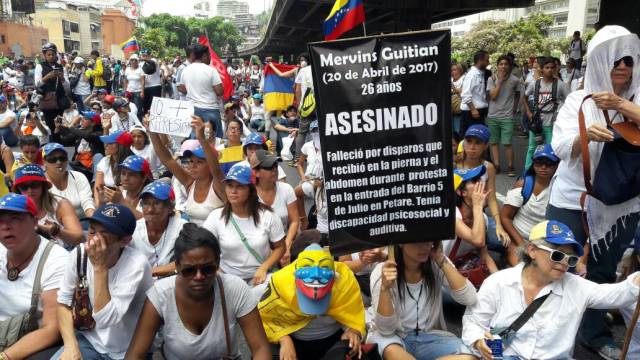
[198,36,233,101]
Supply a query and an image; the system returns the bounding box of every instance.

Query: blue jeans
[51,333,116,360]
[369,331,469,359]
[452,113,462,135]
[0,126,18,147]
[194,107,222,138]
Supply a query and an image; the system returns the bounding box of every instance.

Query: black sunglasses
[533,159,558,167]
[17,182,42,191]
[179,264,217,278]
[614,56,634,68]
[46,155,68,164]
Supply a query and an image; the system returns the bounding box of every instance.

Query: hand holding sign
[149,97,194,137]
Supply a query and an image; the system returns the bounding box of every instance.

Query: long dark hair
[221,183,271,226]
[109,144,133,185]
[394,242,440,304]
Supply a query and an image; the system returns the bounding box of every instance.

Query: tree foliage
[452,13,571,65]
[134,14,244,59]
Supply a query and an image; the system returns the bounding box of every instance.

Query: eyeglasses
[533,159,558,167]
[179,263,217,278]
[46,155,68,164]
[17,182,42,191]
[228,127,242,133]
[614,56,634,68]
[536,244,579,267]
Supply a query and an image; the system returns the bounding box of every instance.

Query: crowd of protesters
[0,24,639,360]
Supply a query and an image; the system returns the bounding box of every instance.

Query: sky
[142,0,273,17]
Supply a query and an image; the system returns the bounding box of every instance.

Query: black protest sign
[308,30,454,256]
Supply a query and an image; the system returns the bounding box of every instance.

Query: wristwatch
[0,351,10,360]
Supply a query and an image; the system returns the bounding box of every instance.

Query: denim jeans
[50,333,116,360]
[194,107,222,138]
[369,331,470,359]
[0,126,18,147]
[73,94,87,112]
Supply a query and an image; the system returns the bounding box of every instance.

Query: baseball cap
[178,139,200,157]
[252,149,277,169]
[183,146,206,160]
[0,95,6,103]
[252,93,262,100]
[243,132,267,148]
[103,95,115,105]
[310,120,319,131]
[140,181,175,201]
[453,164,486,188]
[464,124,490,143]
[96,89,108,95]
[13,164,52,192]
[529,220,584,256]
[224,162,255,185]
[532,144,560,163]
[82,204,136,237]
[129,54,139,61]
[42,142,65,157]
[73,57,85,64]
[113,98,129,110]
[81,111,101,124]
[224,102,235,111]
[0,193,37,217]
[140,49,150,55]
[100,130,134,147]
[118,155,152,178]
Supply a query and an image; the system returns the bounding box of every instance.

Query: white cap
[129,54,139,61]
[73,57,85,64]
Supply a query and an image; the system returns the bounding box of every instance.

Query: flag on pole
[198,35,233,101]
[323,0,365,41]
[120,37,139,53]
[263,63,297,112]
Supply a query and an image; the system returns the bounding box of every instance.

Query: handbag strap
[29,241,55,317]
[499,292,550,339]
[229,215,265,264]
[578,94,594,195]
[76,246,88,281]
[216,274,233,358]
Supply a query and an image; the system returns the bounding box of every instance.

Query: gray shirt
[487,74,523,119]
[525,79,569,126]
[147,274,257,360]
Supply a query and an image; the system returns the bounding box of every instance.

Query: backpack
[102,63,112,81]
[520,174,535,206]
[529,79,559,137]
[69,72,80,90]
[142,60,157,75]
[300,87,316,118]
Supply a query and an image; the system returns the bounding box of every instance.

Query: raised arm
[145,116,193,188]
[125,300,162,360]
[192,116,226,202]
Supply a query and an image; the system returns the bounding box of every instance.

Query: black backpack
[69,72,80,90]
[142,60,157,75]
[102,63,112,81]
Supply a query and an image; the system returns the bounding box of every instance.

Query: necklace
[6,242,40,281]
[405,282,424,336]
[149,220,169,267]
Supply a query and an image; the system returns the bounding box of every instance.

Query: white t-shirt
[182,62,222,109]
[505,186,550,240]
[49,170,95,218]
[74,70,92,96]
[301,141,323,179]
[96,156,116,187]
[0,109,16,129]
[0,238,67,320]
[20,122,51,144]
[57,246,152,359]
[442,208,481,257]
[62,109,79,127]
[143,59,162,88]
[569,39,583,60]
[258,182,296,229]
[295,66,313,106]
[109,112,142,134]
[130,216,187,268]
[125,66,144,93]
[147,274,257,360]
[202,208,285,280]
[250,103,265,121]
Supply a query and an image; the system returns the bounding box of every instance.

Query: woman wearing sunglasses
[13,164,83,248]
[44,142,95,218]
[252,149,299,266]
[462,220,640,360]
[126,223,271,360]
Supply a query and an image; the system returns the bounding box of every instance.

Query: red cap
[104,95,115,105]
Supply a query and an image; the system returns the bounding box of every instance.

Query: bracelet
[437,256,447,268]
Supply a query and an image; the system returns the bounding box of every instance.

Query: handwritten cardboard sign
[149,97,194,137]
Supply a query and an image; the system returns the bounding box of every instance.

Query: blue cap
[183,146,206,159]
[140,181,175,201]
[13,164,51,192]
[533,144,560,163]
[225,162,255,185]
[0,193,37,216]
[454,164,486,183]
[310,120,318,131]
[42,142,65,157]
[243,132,267,148]
[118,155,151,177]
[0,95,6,103]
[81,204,136,237]
[252,93,262,100]
[464,124,490,143]
[529,220,584,257]
[99,130,133,146]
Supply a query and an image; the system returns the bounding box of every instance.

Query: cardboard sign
[149,97,194,137]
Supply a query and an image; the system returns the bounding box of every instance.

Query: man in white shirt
[181,44,224,138]
[175,46,193,101]
[460,50,490,135]
[294,53,313,162]
[107,98,142,134]
[140,49,163,116]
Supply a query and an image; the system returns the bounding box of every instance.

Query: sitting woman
[368,240,477,360]
[126,223,271,360]
[94,130,134,206]
[462,220,640,359]
[202,162,285,295]
[44,142,95,218]
[130,180,187,277]
[54,111,104,181]
[501,144,559,267]
[129,125,165,179]
[101,155,152,219]
[13,164,84,248]
[15,102,50,145]
[0,193,68,360]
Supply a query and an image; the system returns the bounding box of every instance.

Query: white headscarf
[582,26,640,256]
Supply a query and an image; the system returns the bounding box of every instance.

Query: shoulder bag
[39,78,59,111]
[217,274,241,360]
[0,241,54,351]
[448,236,489,289]
[72,247,95,330]
[493,293,550,347]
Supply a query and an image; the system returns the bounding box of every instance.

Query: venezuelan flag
[263,63,297,112]
[120,37,139,52]
[323,0,365,41]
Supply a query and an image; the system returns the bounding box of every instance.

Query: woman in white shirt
[44,142,95,218]
[126,223,271,360]
[248,94,266,132]
[462,220,640,360]
[130,125,165,179]
[130,180,187,277]
[16,108,50,145]
[202,162,285,292]
[0,193,68,360]
[501,144,558,267]
[94,130,134,206]
[368,240,477,359]
[123,54,145,120]
[252,149,299,266]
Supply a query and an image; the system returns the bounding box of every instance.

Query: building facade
[0,20,48,58]
[101,8,135,58]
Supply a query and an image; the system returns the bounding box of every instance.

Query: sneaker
[507,167,517,177]
[595,344,622,360]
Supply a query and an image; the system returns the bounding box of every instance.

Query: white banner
[149,97,194,137]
